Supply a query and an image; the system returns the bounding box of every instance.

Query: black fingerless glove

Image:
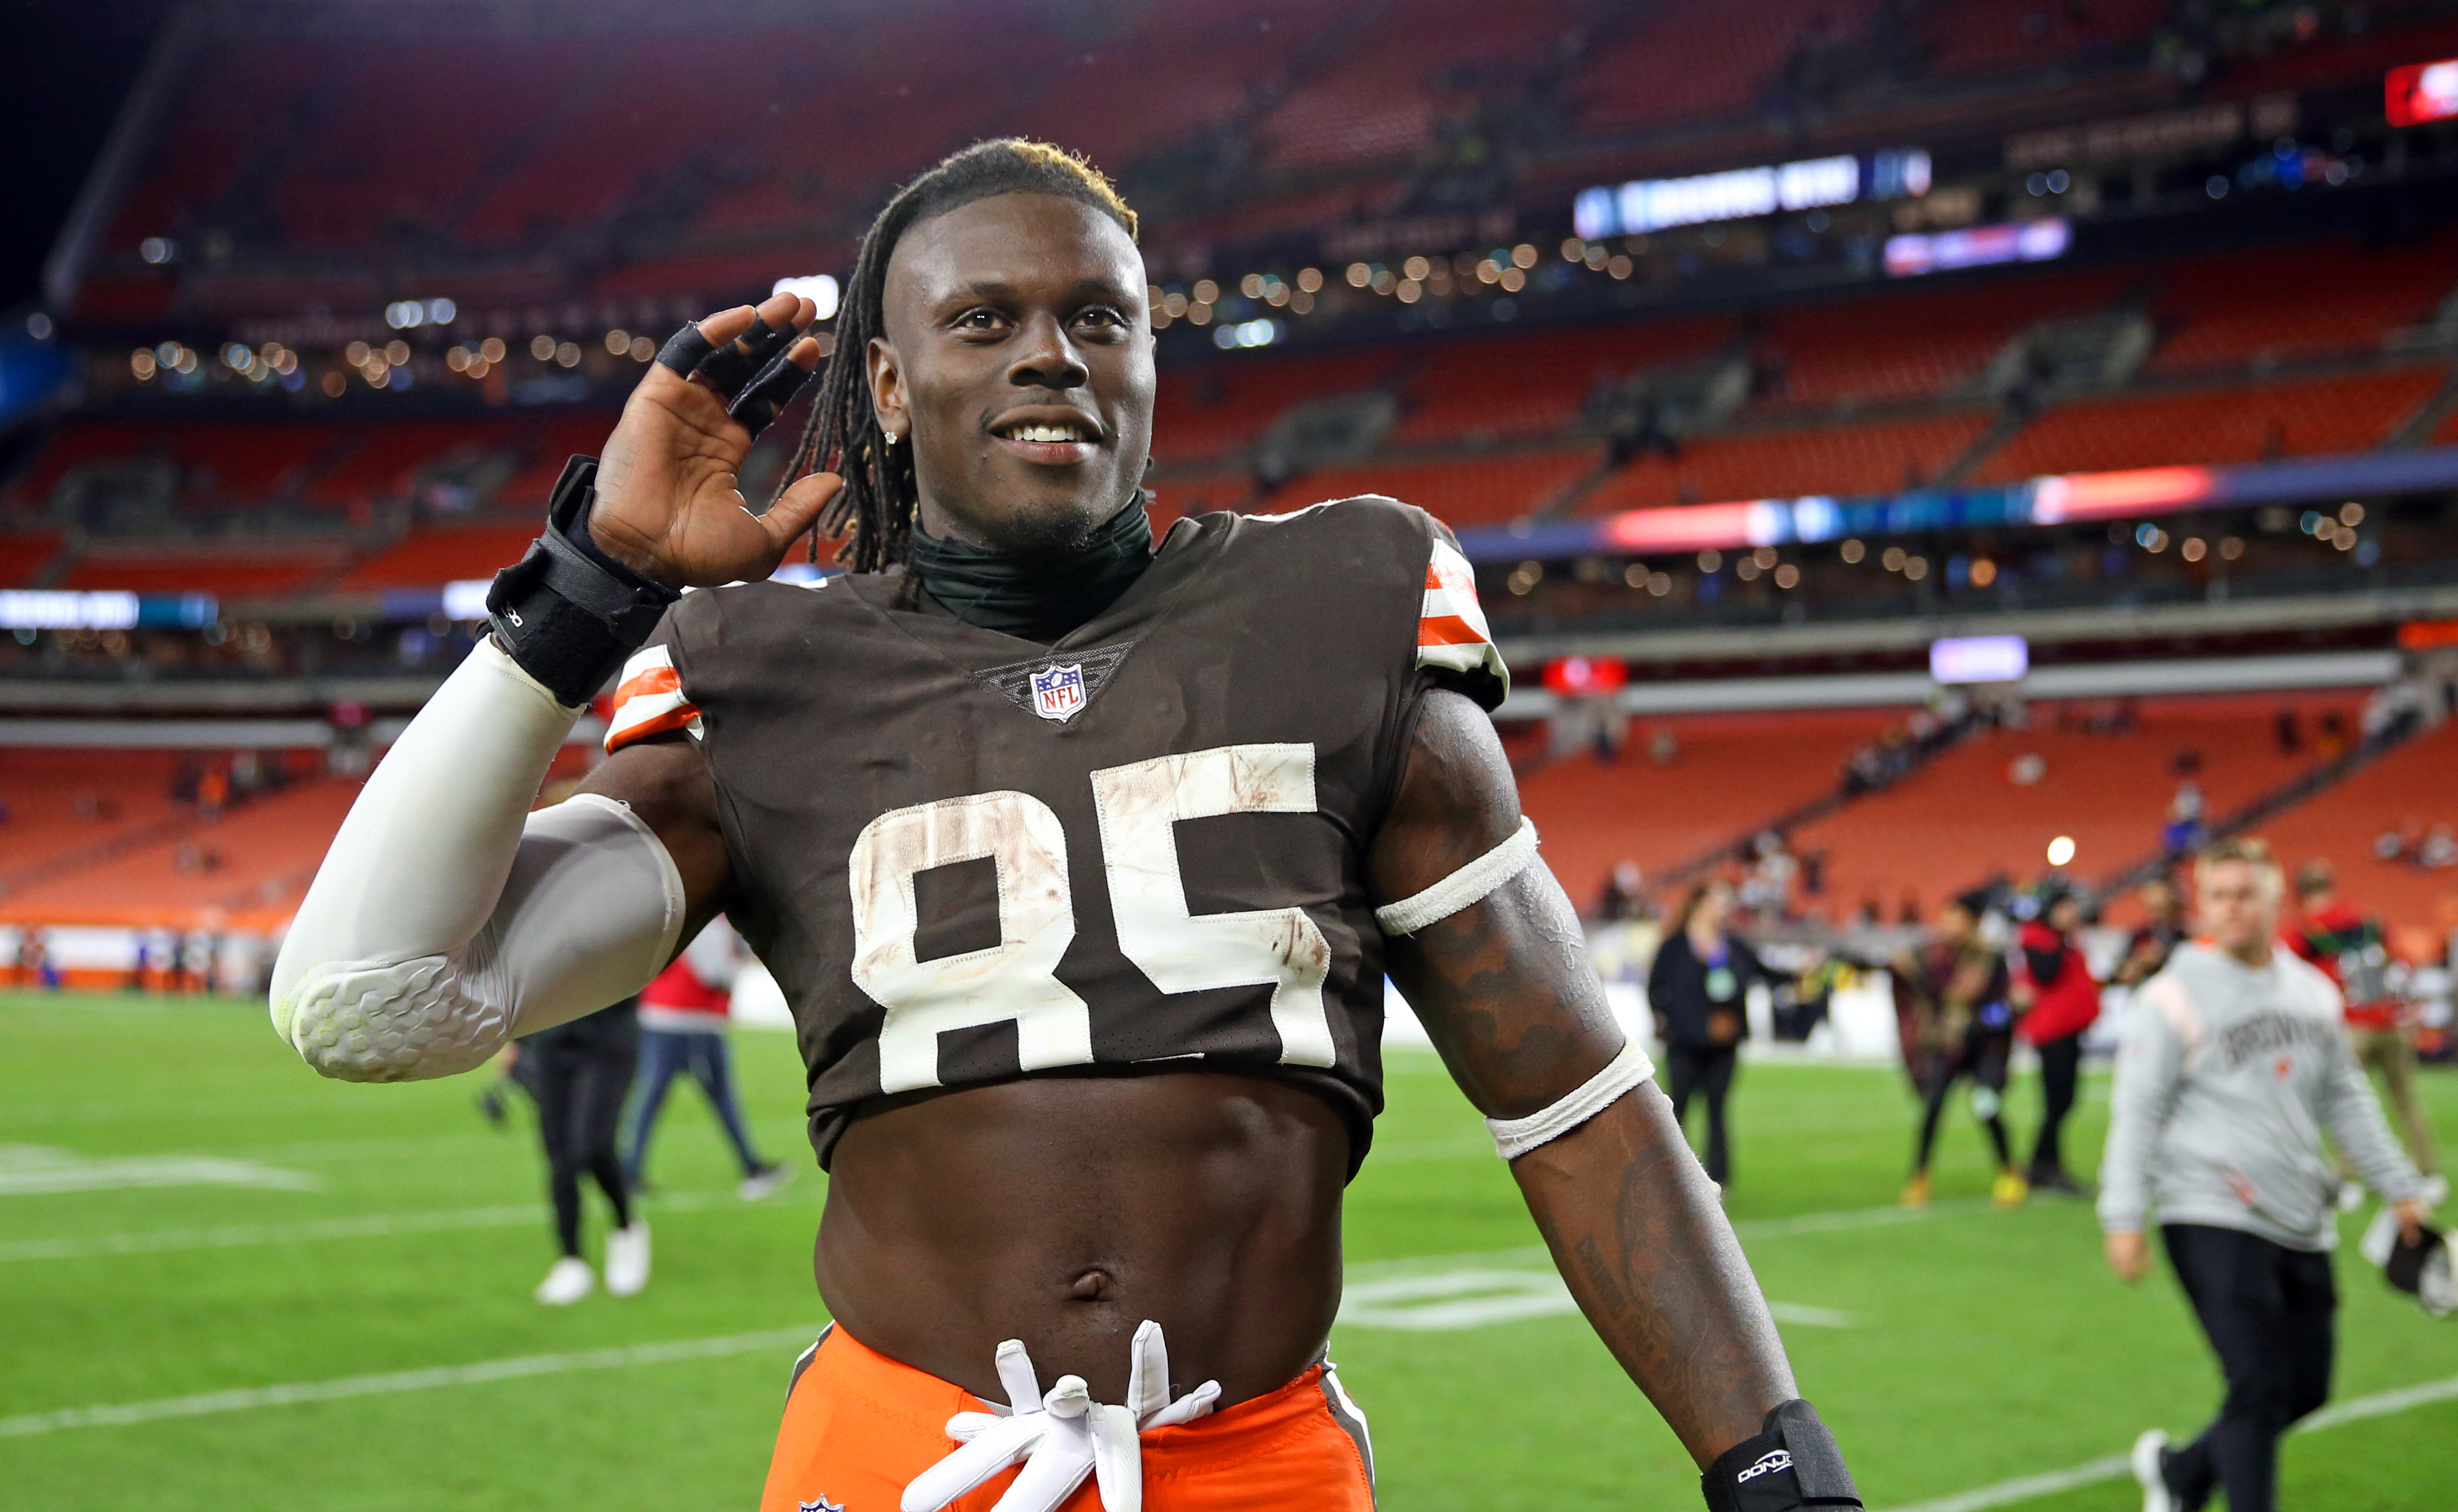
[1702,1400,1862,1512]
[485,456,679,707]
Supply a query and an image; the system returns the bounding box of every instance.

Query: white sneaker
[738,1162,798,1202]
[604,1220,650,1297]
[535,1256,594,1306]
[2131,1428,2173,1512]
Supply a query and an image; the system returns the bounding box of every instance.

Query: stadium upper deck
[7,0,2458,667]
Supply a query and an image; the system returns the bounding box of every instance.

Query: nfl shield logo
[1029,662,1087,722]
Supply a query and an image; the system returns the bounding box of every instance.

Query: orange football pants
[759,1325,1377,1511]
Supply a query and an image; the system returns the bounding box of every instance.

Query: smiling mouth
[999,421,1096,444]
[990,414,1104,465]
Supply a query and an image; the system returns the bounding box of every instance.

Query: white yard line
[1335,1264,1858,1332]
[0,1187,814,1264]
[0,1146,319,1196]
[1882,1375,2458,1512]
[0,1327,823,1438]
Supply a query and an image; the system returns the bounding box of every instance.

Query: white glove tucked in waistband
[900,1321,1220,1512]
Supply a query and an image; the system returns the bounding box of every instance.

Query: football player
[272,141,1860,1512]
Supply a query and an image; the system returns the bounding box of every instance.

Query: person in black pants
[2154,1224,2335,1512]
[1896,890,2024,1208]
[1647,879,1763,1187]
[516,997,649,1305]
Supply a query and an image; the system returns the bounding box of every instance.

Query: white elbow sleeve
[272,639,685,1082]
[277,796,684,1081]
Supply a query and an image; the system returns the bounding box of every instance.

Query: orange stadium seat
[0,774,362,933]
[692,13,1067,240]
[1918,0,2173,76]
[1002,0,1332,176]
[61,541,345,597]
[1971,368,2445,484]
[1152,350,1403,466]
[1518,709,1903,908]
[1791,693,2366,919]
[1572,0,1880,131]
[267,44,578,252]
[1586,411,1992,510]
[5,420,154,507]
[336,525,544,590]
[1753,272,2129,408]
[306,419,521,510]
[493,414,624,509]
[1251,0,1571,170]
[458,36,776,245]
[1387,317,1734,448]
[1270,448,1601,529]
[0,530,63,588]
[2145,237,2458,373]
[104,43,324,255]
[2257,719,2458,934]
[0,750,191,890]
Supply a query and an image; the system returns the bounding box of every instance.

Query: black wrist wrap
[485,455,679,708]
[1702,1400,1861,1512]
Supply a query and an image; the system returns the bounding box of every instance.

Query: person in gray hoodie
[2101,838,2436,1512]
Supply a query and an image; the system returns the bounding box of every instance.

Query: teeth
[1008,423,1086,443]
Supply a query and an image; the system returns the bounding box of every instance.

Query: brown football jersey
[604,498,1506,1170]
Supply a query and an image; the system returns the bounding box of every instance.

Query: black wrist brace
[1702,1400,1861,1512]
[485,455,679,707]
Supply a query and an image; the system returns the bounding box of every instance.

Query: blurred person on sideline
[1896,889,2026,1209]
[2114,877,2189,989]
[521,996,650,1305]
[623,916,793,1200]
[2015,884,2100,1195]
[2105,839,2434,1512]
[1647,878,1764,1187]
[1595,859,1647,922]
[2287,859,2443,1196]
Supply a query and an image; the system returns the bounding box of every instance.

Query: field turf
[2,990,2453,1510]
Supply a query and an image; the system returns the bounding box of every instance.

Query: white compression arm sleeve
[270,639,685,1082]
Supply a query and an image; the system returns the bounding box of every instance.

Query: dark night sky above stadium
[0,1,170,313]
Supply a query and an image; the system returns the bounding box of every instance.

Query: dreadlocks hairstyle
[777,139,1139,574]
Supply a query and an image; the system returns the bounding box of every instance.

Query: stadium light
[0,590,214,630]
[1575,149,1927,239]
[771,274,840,320]
[2387,58,2458,126]
[2047,836,2077,866]
[1884,218,2070,277]
[1930,635,2029,684]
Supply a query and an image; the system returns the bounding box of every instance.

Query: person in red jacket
[2015,884,2100,1195]
[623,917,794,1200]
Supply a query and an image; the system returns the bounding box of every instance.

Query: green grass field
[2,991,2452,1511]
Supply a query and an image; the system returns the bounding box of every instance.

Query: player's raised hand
[589,291,840,589]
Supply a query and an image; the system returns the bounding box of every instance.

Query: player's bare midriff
[813,1069,1351,1409]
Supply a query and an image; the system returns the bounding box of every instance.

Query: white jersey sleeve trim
[1486,1036,1656,1161]
[1416,538,1508,694]
[1373,817,1539,936]
[606,643,704,753]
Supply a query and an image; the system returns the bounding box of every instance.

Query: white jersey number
[850,790,1092,1095]
[846,745,1333,1090]
[1092,744,1335,1067]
